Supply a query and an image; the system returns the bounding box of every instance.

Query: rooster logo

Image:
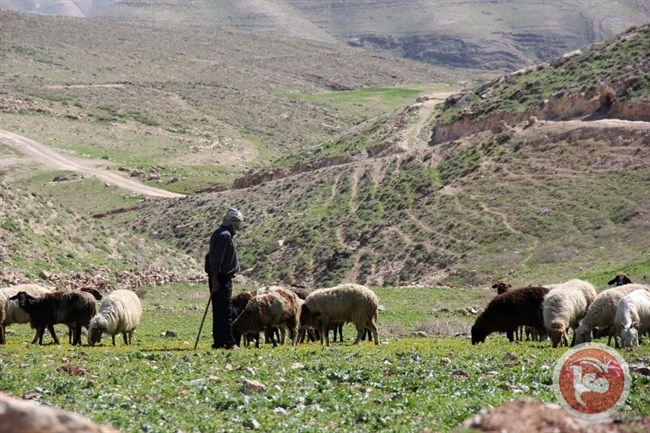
[571,357,611,406]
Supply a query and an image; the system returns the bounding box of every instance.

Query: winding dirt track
[0,129,185,198]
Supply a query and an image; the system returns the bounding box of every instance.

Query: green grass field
[1,283,649,432]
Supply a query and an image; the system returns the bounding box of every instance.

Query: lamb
[471,285,549,344]
[9,290,97,345]
[299,283,379,346]
[88,289,143,346]
[573,283,650,347]
[542,279,597,347]
[254,285,309,345]
[232,287,302,347]
[614,289,650,348]
[607,272,633,286]
[231,291,258,347]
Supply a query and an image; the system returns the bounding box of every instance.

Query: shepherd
[205,207,243,350]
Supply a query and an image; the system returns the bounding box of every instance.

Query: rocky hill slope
[126,26,650,289]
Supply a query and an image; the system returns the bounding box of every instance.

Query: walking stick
[194,295,212,350]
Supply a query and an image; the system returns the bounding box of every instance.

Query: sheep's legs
[0,324,4,344]
[36,324,59,345]
[71,325,82,346]
[368,322,379,345]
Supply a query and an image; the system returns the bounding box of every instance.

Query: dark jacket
[207,225,239,277]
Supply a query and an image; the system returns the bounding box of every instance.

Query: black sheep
[471,285,550,344]
[9,290,97,345]
[607,272,633,286]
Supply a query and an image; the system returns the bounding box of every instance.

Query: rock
[241,379,266,395]
[458,398,650,433]
[0,391,120,432]
[629,363,650,376]
[273,407,288,415]
[244,419,260,429]
[264,239,284,254]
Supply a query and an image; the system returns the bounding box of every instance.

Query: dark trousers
[210,274,236,348]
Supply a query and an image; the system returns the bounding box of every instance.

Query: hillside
[127,26,650,289]
[0,10,456,194]
[4,0,650,71]
[1,12,649,290]
[132,118,650,289]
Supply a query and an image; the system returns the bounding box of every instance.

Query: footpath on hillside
[0,129,184,198]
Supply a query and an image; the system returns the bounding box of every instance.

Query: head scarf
[223,207,244,233]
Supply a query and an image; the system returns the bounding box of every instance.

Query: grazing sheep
[88,289,142,346]
[232,287,302,347]
[542,279,597,347]
[0,284,54,343]
[614,289,650,348]
[0,296,5,345]
[300,283,379,346]
[471,286,549,345]
[573,283,650,347]
[254,285,303,345]
[9,290,97,345]
[608,272,633,286]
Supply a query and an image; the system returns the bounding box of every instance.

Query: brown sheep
[471,286,550,344]
[232,288,302,347]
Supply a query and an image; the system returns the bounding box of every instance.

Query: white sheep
[300,283,379,346]
[614,289,650,348]
[88,289,142,346]
[542,279,597,347]
[574,283,650,347]
[0,284,53,343]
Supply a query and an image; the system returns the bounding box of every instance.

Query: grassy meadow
[1,283,650,433]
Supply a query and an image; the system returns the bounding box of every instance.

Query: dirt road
[0,129,185,198]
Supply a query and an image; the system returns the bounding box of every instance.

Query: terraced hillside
[132,117,649,289]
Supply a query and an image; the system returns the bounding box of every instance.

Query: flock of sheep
[231,283,380,347]
[472,273,650,349]
[2,273,649,350]
[0,281,379,348]
[0,284,142,346]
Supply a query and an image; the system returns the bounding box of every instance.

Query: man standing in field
[206,207,243,350]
